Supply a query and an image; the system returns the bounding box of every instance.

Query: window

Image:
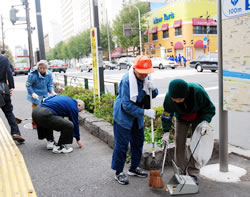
[209,26,217,34]
[193,26,217,34]
[152,32,158,41]
[163,30,169,39]
[175,27,182,36]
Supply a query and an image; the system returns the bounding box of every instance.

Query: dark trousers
[111,120,144,172]
[32,105,74,145]
[1,97,21,135]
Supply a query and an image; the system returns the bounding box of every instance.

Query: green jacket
[162,83,215,132]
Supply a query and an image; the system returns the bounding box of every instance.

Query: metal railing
[54,73,119,95]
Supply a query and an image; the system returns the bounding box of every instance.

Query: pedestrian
[26,60,55,129]
[111,55,158,185]
[32,95,84,153]
[182,56,187,67]
[161,79,215,185]
[178,54,182,68]
[0,55,25,143]
[1,50,14,73]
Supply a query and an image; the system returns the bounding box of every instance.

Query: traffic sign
[203,36,208,41]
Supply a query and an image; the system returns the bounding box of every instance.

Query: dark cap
[1,50,6,55]
[168,79,189,98]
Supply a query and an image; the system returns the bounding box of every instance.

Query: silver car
[151,57,177,69]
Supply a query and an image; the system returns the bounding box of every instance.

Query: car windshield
[15,63,28,68]
[50,60,65,65]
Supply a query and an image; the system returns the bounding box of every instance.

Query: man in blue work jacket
[111,55,158,185]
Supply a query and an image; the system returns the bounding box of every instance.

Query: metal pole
[25,0,34,68]
[106,8,111,61]
[206,11,210,53]
[35,0,46,60]
[1,15,5,50]
[93,0,104,95]
[217,0,228,172]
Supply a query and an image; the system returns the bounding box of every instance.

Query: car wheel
[196,64,203,72]
[63,70,66,73]
[171,67,175,69]
[25,72,28,75]
[118,65,121,70]
[211,70,216,72]
[159,64,163,69]
[14,73,17,76]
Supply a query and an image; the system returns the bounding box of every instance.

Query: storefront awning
[144,30,148,35]
[192,18,217,26]
[174,42,184,49]
[161,24,169,31]
[150,26,158,33]
[194,40,204,48]
[111,47,122,58]
[174,20,182,28]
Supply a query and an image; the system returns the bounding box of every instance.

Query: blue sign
[231,0,239,6]
[222,0,250,19]
[204,45,207,49]
[246,0,250,10]
[153,12,175,24]
[203,36,208,41]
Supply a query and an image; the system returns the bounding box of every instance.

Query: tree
[112,2,150,53]
[100,24,115,59]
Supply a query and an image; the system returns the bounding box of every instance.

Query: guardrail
[0,118,37,196]
[54,73,119,95]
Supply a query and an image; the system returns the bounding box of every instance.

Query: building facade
[144,0,217,61]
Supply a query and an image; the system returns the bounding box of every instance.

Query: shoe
[12,134,25,143]
[47,140,56,150]
[52,145,73,154]
[32,123,37,129]
[128,167,148,178]
[191,175,199,185]
[114,172,129,185]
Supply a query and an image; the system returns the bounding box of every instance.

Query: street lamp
[122,3,142,55]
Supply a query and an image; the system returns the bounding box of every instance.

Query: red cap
[133,55,154,74]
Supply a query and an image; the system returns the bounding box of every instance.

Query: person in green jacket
[161,79,215,184]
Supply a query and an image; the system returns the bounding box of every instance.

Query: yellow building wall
[144,0,218,60]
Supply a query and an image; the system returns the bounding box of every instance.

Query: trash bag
[190,121,214,167]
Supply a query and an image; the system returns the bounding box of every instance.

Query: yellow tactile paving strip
[0,118,36,197]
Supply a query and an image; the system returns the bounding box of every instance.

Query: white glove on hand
[31,93,39,100]
[147,80,156,90]
[144,109,156,119]
[198,120,210,135]
[162,132,169,143]
[50,91,56,96]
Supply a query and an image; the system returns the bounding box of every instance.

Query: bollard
[114,82,118,95]
[84,78,89,89]
[64,75,67,86]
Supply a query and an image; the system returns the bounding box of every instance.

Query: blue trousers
[111,120,144,172]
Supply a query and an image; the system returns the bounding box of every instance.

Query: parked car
[103,60,117,70]
[80,58,92,72]
[117,57,134,70]
[190,53,218,72]
[48,60,68,73]
[13,63,30,76]
[151,57,178,69]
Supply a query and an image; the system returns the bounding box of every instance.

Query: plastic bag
[190,121,214,167]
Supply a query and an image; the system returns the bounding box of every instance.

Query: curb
[79,110,249,169]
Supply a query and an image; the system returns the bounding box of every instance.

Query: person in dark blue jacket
[111,55,158,185]
[32,95,84,154]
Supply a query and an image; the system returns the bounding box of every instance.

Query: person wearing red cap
[111,55,158,185]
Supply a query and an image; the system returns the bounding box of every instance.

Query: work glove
[31,93,39,100]
[144,109,156,119]
[197,120,210,135]
[162,132,169,143]
[147,80,156,90]
[50,91,56,96]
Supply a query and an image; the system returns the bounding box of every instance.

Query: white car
[151,57,177,69]
[80,58,92,72]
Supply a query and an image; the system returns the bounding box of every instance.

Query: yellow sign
[90,28,100,96]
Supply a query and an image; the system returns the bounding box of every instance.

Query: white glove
[162,132,169,143]
[144,109,155,119]
[197,120,210,135]
[50,91,56,96]
[147,80,156,90]
[31,93,39,100]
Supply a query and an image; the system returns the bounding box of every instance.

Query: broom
[148,85,164,189]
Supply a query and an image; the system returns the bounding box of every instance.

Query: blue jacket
[183,57,187,63]
[41,95,80,140]
[113,73,158,130]
[26,69,54,105]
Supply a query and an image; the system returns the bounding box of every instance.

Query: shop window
[209,26,217,34]
[152,32,158,41]
[163,30,169,39]
[175,27,182,36]
[193,26,207,34]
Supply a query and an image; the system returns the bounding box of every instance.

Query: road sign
[222,0,250,19]
[204,45,207,49]
[203,36,208,41]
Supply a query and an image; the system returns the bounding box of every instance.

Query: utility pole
[106,8,111,61]
[1,15,4,50]
[24,0,34,68]
[93,0,104,95]
[35,0,46,60]
[206,11,210,53]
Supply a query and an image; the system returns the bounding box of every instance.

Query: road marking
[157,86,218,98]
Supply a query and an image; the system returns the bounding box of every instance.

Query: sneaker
[114,172,129,185]
[128,167,148,178]
[47,140,56,150]
[32,123,37,129]
[12,134,25,143]
[191,175,199,185]
[52,145,73,154]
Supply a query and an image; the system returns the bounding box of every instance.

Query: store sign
[153,12,175,24]
[222,0,250,19]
